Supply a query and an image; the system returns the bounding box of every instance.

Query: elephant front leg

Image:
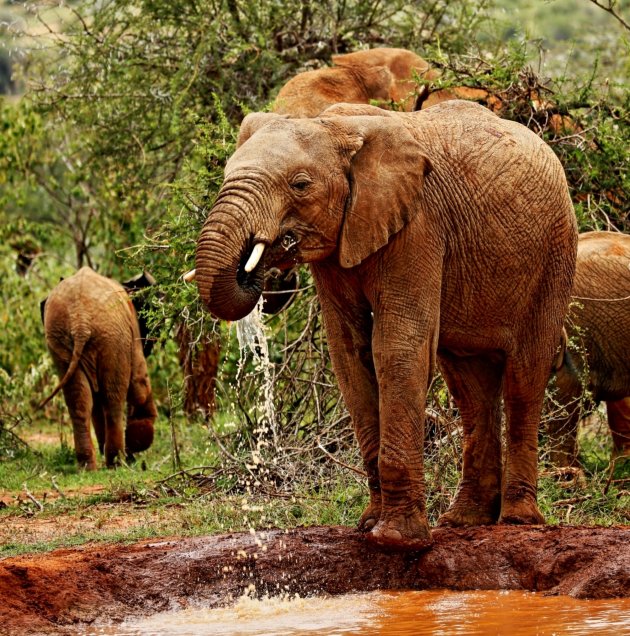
[313,269,381,532]
[126,365,157,457]
[368,325,436,552]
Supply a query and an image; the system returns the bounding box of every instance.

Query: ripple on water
[85,589,630,636]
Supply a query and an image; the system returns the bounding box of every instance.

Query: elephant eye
[290,177,311,192]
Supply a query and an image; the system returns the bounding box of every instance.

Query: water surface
[88,589,630,635]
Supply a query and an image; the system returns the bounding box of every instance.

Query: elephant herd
[41,48,629,551]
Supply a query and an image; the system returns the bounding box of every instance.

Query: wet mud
[1,524,629,635]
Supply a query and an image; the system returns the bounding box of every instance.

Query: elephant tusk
[244,243,265,273]
[183,269,196,283]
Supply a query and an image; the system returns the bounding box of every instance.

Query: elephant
[40,267,157,470]
[273,47,435,118]
[548,231,630,467]
[193,100,578,551]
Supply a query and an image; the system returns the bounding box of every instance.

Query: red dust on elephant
[194,100,578,551]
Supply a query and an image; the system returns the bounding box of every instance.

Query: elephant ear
[236,112,286,148]
[336,116,432,268]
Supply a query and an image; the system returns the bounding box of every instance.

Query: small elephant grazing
[273,47,434,118]
[549,231,630,466]
[194,100,577,551]
[41,267,157,469]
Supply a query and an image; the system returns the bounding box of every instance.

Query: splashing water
[85,589,630,636]
[235,298,277,444]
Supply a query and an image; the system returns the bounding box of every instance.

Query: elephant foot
[357,494,382,532]
[437,507,497,528]
[365,513,433,552]
[500,497,545,526]
[437,486,500,527]
[76,453,98,471]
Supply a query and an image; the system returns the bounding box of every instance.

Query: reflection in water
[87,589,630,636]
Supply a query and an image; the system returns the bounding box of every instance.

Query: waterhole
[86,589,630,635]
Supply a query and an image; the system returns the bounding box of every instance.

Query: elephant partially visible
[194,100,577,551]
[273,47,434,118]
[40,267,157,469]
[548,231,630,466]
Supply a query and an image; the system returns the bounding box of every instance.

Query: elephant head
[195,106,431,321]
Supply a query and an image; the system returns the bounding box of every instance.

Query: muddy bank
[1,524,629,635]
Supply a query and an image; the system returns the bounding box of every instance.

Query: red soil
[1,524,628,635]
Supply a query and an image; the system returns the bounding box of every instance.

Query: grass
[0,405,628,559]
[0,412,368,557]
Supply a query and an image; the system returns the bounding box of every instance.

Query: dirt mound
[1,524,628,635]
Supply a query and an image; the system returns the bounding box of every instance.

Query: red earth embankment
[1,524,628,635]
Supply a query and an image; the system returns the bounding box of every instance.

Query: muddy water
[88,589,630,635]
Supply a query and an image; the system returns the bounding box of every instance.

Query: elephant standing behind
[41,267,157,469]
[194,100,577,551]
[273,47,434,118]
[549,231,630,466]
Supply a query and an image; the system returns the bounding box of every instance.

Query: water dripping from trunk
[235,297,277,447]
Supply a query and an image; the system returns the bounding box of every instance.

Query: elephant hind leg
[500,357,547,526]
[102,399,126,468]
[62,371,97,470]
[606,398,630,458]
[437,351,504,527]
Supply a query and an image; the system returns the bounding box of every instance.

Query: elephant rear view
[41,267,157,469]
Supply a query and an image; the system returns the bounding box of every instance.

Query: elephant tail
[38,331,90,410]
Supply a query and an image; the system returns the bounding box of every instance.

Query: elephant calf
[41,267,157,469]
[549,231,630,466]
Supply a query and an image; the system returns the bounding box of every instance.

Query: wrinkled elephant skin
[194,100,578,550]
[549,231,630,466]
[42,267,157,469]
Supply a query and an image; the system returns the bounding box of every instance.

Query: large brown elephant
[194,100,577,551]
[273,47,434,118]
[548,231,630,466]
[41,267,157,469]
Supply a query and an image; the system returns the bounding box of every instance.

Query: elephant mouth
[237,237,267,289]
[264,231,300,270]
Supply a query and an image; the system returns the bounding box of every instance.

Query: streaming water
[235,298,277,444]
[87,589,630,635]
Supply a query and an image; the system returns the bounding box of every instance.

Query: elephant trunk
[195,199,270,321]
